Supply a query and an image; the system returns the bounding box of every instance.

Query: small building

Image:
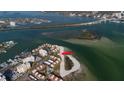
[10,21,16,27]
[48,74,63,81]
[36,64,46,71]
[31,70,46,80]
[32,69,37,74]
[28,74,37,81]
[44,61,51,66]
[39,49,48,57]
[37,73,45,80]
[48,60,54,64]
[17,63,31,73]
[22,55,35,63]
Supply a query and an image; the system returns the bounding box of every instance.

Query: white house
[10,21,16,27]
[22,56,35,63]
[39,49,48,57]
[17,63,31,73]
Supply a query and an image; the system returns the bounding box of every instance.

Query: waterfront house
[17,62,31,73]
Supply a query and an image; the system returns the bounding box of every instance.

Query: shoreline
[59,46,96,80]
[59,46,80,77]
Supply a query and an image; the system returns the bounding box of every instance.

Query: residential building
[17,63,31,73]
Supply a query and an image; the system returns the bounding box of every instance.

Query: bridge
[0,20,105,31]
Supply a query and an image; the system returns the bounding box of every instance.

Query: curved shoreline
[59,46,80,77]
